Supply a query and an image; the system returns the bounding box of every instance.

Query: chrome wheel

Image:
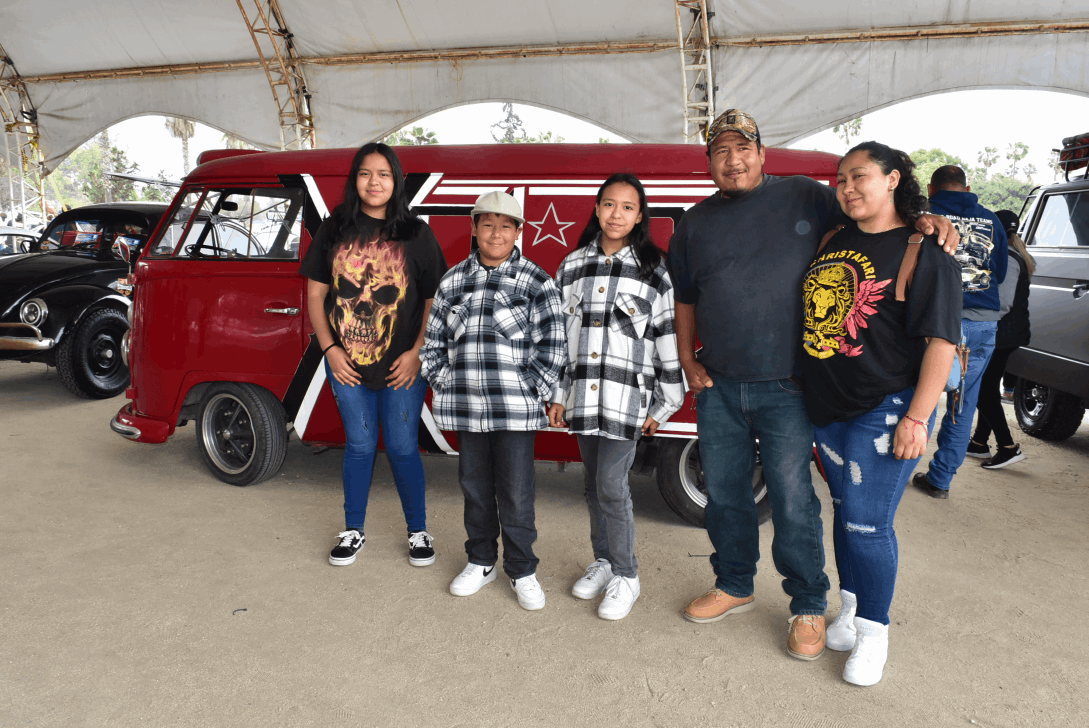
[200,392,256,475]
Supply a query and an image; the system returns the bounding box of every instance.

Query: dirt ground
[2,359,1087,728]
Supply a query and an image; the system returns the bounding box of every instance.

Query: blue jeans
[457,430,538,579]
[325,360,428,533]
[577,435,640,578]
[696,377,829,615]
[814,388,936,625]
[925,320,997,491]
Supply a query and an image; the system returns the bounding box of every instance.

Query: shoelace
[789,614,822,631]
[604,577,627,600]
[583,561,609,582]
[408,531,431,549]
[337,530,360,547]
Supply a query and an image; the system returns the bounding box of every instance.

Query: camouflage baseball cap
[706,109,760,147]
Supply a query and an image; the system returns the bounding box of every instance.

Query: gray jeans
[577,434,640,578]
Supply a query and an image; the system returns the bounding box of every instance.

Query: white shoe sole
[450,568,497,596]
[981,452,1026,469]
[409,554,436,567]
[964,451,991,459]
[329,548,363,566]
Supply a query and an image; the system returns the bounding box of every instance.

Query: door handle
[265,307,299,315]
[1073,281,1089,300]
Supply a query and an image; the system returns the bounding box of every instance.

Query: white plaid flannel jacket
[421,247,565,432]
[550,238,685,440]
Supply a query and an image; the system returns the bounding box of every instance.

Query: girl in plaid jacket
[548,173,685,620]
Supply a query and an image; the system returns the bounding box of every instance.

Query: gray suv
[1006,149,1089,440]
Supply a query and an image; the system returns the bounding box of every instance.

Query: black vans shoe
[982,446,1026,470]
[329,529,365,566]
[408,530,436,567]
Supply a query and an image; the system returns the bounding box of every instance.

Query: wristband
[903,414,928,429]
[322,343,339,355]
[902,414,929,444]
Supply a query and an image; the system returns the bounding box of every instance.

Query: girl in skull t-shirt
[298,142,447,569]
[300,211,446,389]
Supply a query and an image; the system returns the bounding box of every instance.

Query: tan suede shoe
[787,614,827,660]
[683,588,756,623]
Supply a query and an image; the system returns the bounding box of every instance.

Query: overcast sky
[112,89,1089,187]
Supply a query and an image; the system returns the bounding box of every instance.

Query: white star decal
[527,202,576,247]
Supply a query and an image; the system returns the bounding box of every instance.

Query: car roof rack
[1057,133,1089,182]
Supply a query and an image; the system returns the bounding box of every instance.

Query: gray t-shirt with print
[667,174,839,382]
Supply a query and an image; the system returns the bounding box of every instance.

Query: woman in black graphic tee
[299,143,447,570]
[801,142,960,687]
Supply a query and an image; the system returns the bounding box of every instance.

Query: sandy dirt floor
[2,359,1087,727]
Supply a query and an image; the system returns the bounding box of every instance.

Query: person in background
[299,142,448,570]
[967,209,1033,469]
[804,142,961,686]
[912,165,1009,499]
[548,173,685,620]
[421,192,565,611]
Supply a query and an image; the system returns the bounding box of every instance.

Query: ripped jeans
[813,387,936,625]
[326,360,428,533]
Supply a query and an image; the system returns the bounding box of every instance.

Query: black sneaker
[982,446,1026,470]
[965,440,991,459]
[408,530,436,567]
[329,529,364,566]
[912,472,949,499]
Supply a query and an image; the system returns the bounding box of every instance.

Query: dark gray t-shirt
[667,174,839,382]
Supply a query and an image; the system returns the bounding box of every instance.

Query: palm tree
[164,117,197,175]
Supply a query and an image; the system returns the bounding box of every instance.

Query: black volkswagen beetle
[0,202,169,398]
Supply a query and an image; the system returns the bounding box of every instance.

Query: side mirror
[219,201,239,212]
[112,239,132,263]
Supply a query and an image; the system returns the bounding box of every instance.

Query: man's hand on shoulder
[914,214,960,255]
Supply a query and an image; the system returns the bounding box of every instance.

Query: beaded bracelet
[322,342,338,355]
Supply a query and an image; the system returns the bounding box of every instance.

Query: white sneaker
[449,562,497,596]
[826,589,858,651]
[571,559,614,600]
[510,574,546,610]
[598,575,640,621]
[843,617,889,687]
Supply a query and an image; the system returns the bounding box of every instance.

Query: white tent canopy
[2,0,1089,173]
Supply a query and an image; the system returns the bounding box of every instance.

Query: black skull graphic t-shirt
[300,213,448,389]
[799,224,961,428]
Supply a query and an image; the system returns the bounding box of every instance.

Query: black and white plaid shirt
[421,247,565,432]
[551,238,685,440]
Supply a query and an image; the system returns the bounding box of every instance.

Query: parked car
[111,145,839,526]
[1005,133,1089,440]
[0,203,171,398]
[0,225,37,256]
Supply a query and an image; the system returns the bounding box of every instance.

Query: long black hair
[843,141,928,228]
[331,142,421,241]
[575,173,661,280]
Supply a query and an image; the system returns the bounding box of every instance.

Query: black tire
[195,383,288,486]
[56,307,129,399]
[1014,378,1084,441]
[656,438,771,528]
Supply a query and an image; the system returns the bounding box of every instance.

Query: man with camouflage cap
[667,109,958,661]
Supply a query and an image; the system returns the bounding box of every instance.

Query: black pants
[972,346,1018,449]
[456,430,538,579]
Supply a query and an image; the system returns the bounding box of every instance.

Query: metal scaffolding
[236,0,316,150]
[675,0,715,143]
[0,43,47,225]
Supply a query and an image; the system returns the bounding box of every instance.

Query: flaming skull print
[331,239,408,367]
